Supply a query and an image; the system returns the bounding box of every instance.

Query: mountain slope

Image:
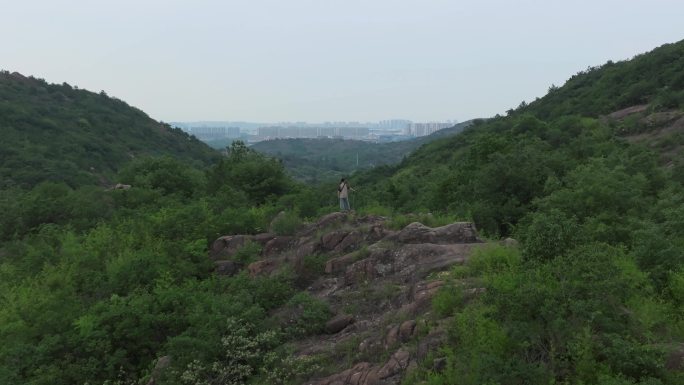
[353,39,684,235]
[341,39,684,385]
[521,39,684,119]
[0,71,220,188]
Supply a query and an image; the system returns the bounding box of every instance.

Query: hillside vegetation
[1,40,684,385]
[0,71,219,188]
[342,39,684,384]
[251,121,472,182]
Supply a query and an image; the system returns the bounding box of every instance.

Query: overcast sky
[2,0,683,123]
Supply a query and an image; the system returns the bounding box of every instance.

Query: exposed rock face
[321,230,349,251]
[607,104,649,120]
[210,234,251,260]
[326,314,355,334]
[263,236,295,257]
[247,258,282,277]
[325,252,358,274]
[641,111,684,127]
[214,260,242,276]
[386,222,481,245]
[314,212,349,231]
[398,320,416,342]
[343,243,477,286]
[209,215,486,385]
[334,231,365,253]
[305,348,411,385]
[253,232,276,245]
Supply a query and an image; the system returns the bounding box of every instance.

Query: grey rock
[214,260,242,276]
[325,314,355,334]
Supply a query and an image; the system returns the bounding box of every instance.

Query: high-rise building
[189,126,240,140]
[407,122,455,137]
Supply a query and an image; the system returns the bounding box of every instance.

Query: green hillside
[341,40,684,383]
[251,121,472,182]
[0,71,219,188]
[2,39,684,385]
[354,39,684,235]
[521,40,684,119]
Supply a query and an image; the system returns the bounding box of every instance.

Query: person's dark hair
[340,178,345,183]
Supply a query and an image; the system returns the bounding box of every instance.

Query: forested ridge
[347,39,684,384]
[0,71,219,189]
[1,40,684,385]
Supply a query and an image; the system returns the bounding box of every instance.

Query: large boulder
[325,314,355,334]
[325,252,358,274]
[253,232,276,245]
[214,260,242,276]
[321,230,349,251]
[398,320,416,342]
[316,212,349,229]
[263,236,295,257]
[247,258,282,277]
[334,231,365,253]
[386,222,481,245]
[210,234,252,260]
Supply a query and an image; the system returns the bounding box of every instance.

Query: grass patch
[232,240,262,264]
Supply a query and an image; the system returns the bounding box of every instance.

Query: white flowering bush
[179,318,279,385]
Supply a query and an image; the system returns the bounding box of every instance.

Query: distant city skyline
[170,119,458,143]
[2,1,683,123]
[172,117,457,140]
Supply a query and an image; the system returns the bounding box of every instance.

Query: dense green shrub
[280,292,331,337]
[270,211,303,236]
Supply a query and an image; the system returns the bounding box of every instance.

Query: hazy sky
[2,0,683,123]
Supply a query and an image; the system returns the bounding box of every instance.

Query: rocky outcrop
[326,314,355,334]
[247,258,283,277]
[343,243,477,286]
[263,236,295,257]
[209,214,485,385]
[385,222,481,245]
[210,234,252,260]
[305,348,411,385]
[607,104,649,120]
[214,260,242,276]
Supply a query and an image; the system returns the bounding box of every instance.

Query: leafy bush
[270,211,303,236]
[516,208,583,261]
[432,284,464,317]
[177,318,279,385]
[231,241,262,264]
[281,292,331,337]
[467,244,522,276]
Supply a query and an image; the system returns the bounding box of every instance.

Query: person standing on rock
[338,178,354,212]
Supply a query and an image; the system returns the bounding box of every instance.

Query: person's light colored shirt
[339,182,349,198]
